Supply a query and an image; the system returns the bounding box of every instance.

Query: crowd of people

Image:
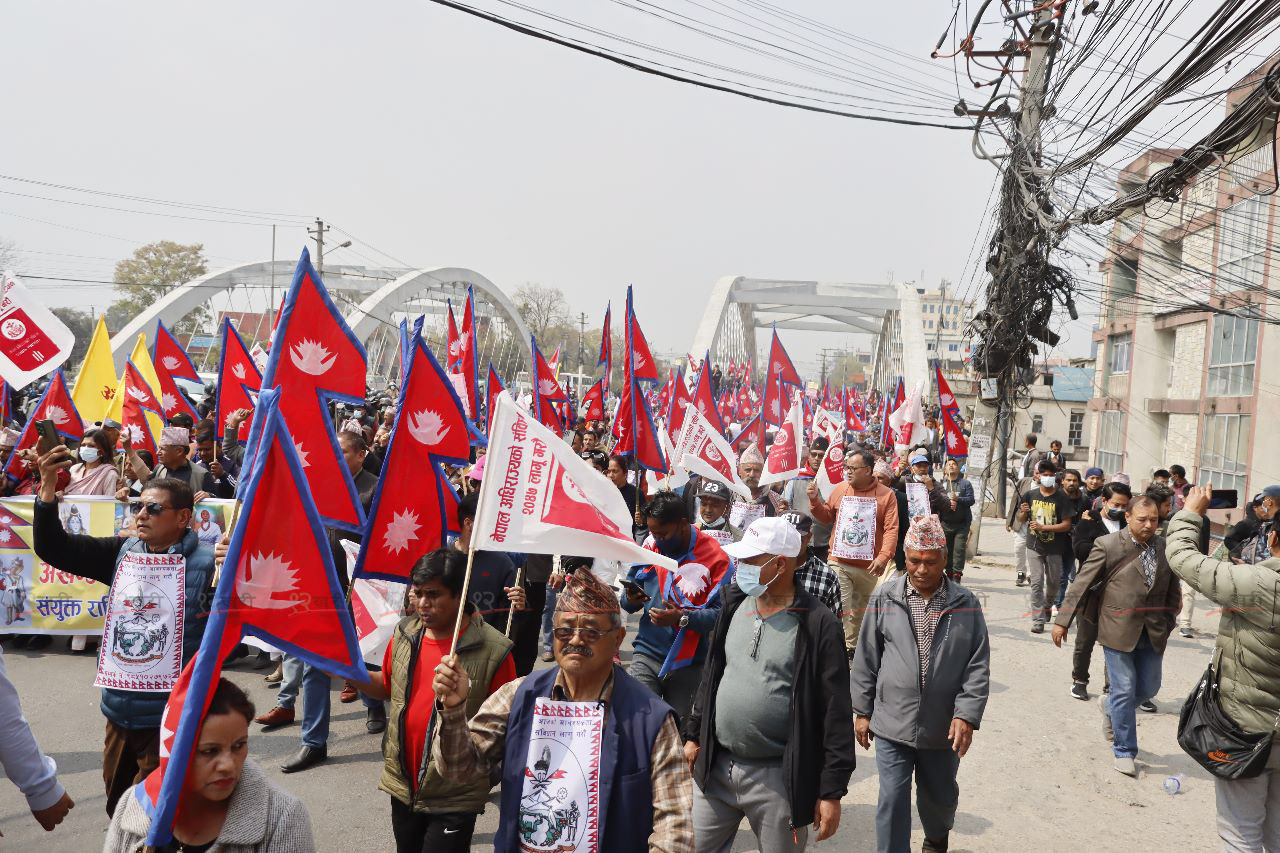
[0,381,1277,852]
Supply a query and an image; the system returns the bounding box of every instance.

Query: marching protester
[937,458,974,582]
[453,491,524,632]
[1053,495,1180,777]
[732,443,786,528]
[692,479,742,545]
[150,426,216,497]
[686,517,854,852]
[0,643,75,833]
[850,515,990,853]
[1054,468,1086,608]
[1083,467,1106,506]
[103,678,316,852]
[1005,464,1038,588]
[194,428,238,498]
[1167,485,1280,849]
[1015,459,1074,632]
[433,569,694,852]
[31,446,215,816]
[1067,481,1131,700]
[782,436,832,560]
[782,510,843,619]
[872,459,912,574]
[810,448,900,656]
[65,429,120,497]
[623,491,730,723]
[350,549,516,852]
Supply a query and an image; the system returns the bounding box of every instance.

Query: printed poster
[905,482,930,523]
[518,699,605,853]
[830,495,877,562]
[729,501,766,531]
[0,496,233,635]
[94,551,186,692]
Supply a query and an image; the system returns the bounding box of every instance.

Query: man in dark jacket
[1066,482,1131,700]
[685,517,853,851]
[850,515,990,853]
[31,446,215,817]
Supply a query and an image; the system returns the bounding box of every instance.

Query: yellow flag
[70,316,120,426]
[106,334,166,442]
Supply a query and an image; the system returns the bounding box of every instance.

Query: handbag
[1177,651,1275,780]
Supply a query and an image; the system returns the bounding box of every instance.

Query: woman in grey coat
[104,678,315,853]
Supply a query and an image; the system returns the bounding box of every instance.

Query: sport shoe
[1100,696,1113,741]
[540,649,554,662]
[1030,623,1044,634]
[1139,699,1157,713]
[1179,626,1194,638]
[1015,572,1027,587]
[1113,756,1137,777]
[1071,682,1088,701]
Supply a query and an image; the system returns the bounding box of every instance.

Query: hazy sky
[1,0,1154,377]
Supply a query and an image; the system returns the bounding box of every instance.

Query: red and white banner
[816,442,845,501]
[811,406,843,444]
[671,401,752,499]
[474,391,675,570]
[0,272,74,390]
[759,393,803,486]
[888,380,926,450]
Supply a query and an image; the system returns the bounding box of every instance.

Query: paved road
[1,520,1224,851]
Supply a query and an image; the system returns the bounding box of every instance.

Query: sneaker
[1100,697,1113,742]
[1139,699,1157,714]
[1030,623,1044,634]
[1179,626,1194,638]
[1015,572,1027,587]
[264,664,283,685]
[1071,682,1089,701]
[540,649,554,663]
[1113,756,1137,777]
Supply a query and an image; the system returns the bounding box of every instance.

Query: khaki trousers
[830,560,880,653]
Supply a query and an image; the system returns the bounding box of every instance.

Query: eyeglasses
[552,625,607,644]
[130,502,171,516]
[843,465,869,473]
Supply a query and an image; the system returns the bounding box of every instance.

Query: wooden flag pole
[448,545,479,657]
[504,565,525,637]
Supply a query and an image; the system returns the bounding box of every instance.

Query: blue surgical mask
[79,447,100,464]
[735,557,778,598]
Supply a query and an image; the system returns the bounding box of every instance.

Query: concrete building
[1087,59,1278,516]
[918,281,975,370]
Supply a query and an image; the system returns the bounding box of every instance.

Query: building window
[1200,413,1250,495]
[1207,314,1257,396]
[1068,411,1085,446]
[1096,410,1124,474]
[1031,414,1044,433]
[1108,333,1132,374]
[1217,195,1268,292]
[948,343,959,352]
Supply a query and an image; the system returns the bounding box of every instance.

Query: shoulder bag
[1177,649,1275,780]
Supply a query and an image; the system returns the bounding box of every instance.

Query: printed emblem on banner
[729,501,766,531]
[95,552,186,692]
[830,495,877,562]
[905,482,930,521]
[519,700,605,853]
[2,318,25,340]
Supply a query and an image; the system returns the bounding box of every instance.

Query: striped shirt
[905,577,948,686]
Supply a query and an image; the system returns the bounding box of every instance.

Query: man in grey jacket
[850,514,991,853]
[1167,485,1280,851]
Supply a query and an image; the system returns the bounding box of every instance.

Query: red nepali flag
[665,369,694,442]
[761,329,801,426]
[625,286,659,384]
[736,386,752,421]
[614,373,667,472]
[581,378,605,422]
[486,363,506,438]
[151,320,199,421]
[936,364,969,457]
[638,528,732,676]
[730,413,765,455]
[260,248,368,532]
[457,288,480,423]
[598,302,612,392]
[136,388,366,849]
[844,384,865,431]
[531,338,566,433]
[3,369,81,481]
[214,319,261,442]
[717,390,734,426]
[353,337,471,583]
[657,369,676,417]
[691,353,724,435]
[445,301,462,372]
[120,360,164,456]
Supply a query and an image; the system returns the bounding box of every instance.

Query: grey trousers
[1216,749,1280,852]
[1013,535,1028,576]
[628,654,703,725]
[693,751,808,853]
[1026,551,1062,626]
[874,737,960,853]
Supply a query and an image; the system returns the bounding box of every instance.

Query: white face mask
[79,447,100,464]
[1040,476,1057,489]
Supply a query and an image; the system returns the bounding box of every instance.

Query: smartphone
[619,579,650,602]
[34,419,59,454]
[1209,489,1238,510]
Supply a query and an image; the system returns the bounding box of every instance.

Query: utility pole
[577,312,587,376]
[967,3,1062,557]
[309,218,329,276]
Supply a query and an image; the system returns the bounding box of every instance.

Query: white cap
[723,517,802,560]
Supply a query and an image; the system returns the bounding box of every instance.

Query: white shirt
[1102,515,1122,534]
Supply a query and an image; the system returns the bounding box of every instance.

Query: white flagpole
[449,545,479,658]
[504,565,524,638]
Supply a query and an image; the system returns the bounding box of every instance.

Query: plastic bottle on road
[1163,774,1185,795]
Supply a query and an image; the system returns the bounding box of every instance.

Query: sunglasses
[129,502,172,517]
[552,626,608,644]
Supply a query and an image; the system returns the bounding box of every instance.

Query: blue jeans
[1103,632,1163,758]
[1055,549,1075,608]
[277,656,331,748]
[874,737,961,852]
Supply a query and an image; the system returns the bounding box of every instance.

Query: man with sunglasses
[30,445,215,818]
[434,569,694,852]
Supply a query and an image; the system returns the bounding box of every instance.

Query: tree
[50,308,96,374]
[514,283,569,342]
[113,241,209,336]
